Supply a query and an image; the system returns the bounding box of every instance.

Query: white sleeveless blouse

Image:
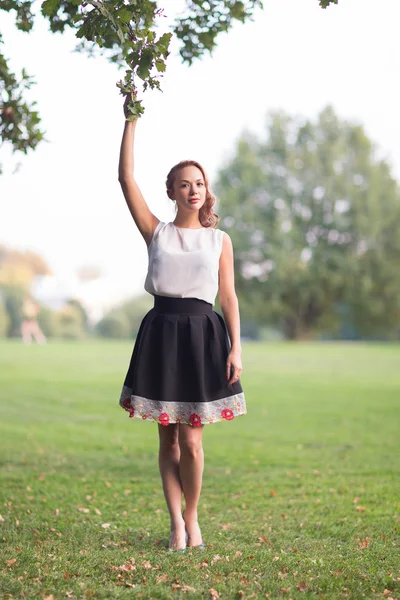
[144,221,225,306]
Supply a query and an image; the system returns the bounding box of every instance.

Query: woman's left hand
[226,350,243,386]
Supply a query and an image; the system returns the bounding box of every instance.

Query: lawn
[0,340,399,600]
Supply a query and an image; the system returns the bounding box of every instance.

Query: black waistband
[153,295,213,315]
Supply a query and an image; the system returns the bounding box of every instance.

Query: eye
[197,182,204,187]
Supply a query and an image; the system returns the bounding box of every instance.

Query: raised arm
[118,96,160,247]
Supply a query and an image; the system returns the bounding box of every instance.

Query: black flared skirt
[119,295,246,426]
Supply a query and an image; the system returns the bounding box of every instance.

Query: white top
[144,221,225,306]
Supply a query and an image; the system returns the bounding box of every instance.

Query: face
[169,165,207,212]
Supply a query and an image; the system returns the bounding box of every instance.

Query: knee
[159,431,180,455]
[179,438,203,459]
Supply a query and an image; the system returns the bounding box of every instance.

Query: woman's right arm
[118,108,160,247]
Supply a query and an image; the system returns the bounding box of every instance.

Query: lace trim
[119,385,247,426]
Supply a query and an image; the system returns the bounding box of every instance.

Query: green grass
[0,340,399,600]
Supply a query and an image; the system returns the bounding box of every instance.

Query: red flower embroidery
[121,397,131,411]
[159,412,170,426]
[189,413,202,427]
[128,406,135,418]
[221,408,234,420]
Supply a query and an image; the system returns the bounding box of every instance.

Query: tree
[215,105,400,339]
[1,0,263,166]
[1,0,338,166]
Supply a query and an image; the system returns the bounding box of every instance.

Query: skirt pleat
[119,295,247,426]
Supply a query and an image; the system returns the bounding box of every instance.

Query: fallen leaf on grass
[296,581,307,592]
[171,583,180,590]
[78,507,89,513]
[6,558,17,567]
[111,557,136,572]
[0,515,5,522]
[209,589,220,599]
[104,481,111,488]
[278,571,288,580]
[142,561,152,569]
[44,596,54,600]
[211,555,221,565]
[383,589,393,597]
[359,538,370,549]
[355,506,366,512]
[221,523,231,530]
[279,588,290,594]
[259,535,272,545]
[94,508,102,516]
[270,490,277,496]
[235,551,242,557]
[55,509,59,516]
[157,573,169,583]
[101,523,111,529]
[182,585,196,593]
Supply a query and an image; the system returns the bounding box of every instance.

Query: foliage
[0,243,51,288]
[0,284,24,336]
[0,296,10,336]
[67,297,90,332]
[0,0,264,163]
[36,304,58,337]
[0,33,45,171]
[96,292,153,338]
[95,310,130,338]
[215,105,400,339]
[53,302,85,339]
[319,0,338,6]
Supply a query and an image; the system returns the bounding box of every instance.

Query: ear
[167,188,175,200]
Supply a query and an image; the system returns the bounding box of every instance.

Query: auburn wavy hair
[165,160,220,229]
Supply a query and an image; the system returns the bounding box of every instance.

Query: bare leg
[157,423,186,549]
[21,321,32,345]
[179,423,204,546]
[31,321,46,344]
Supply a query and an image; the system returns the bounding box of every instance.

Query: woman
[118,94,247,552]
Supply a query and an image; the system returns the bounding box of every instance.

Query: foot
[168,515,187,551]
[183,509,204,547]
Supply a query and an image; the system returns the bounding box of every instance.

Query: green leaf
[117,8,132,24]
[137,48,153,80]
[41,0,61,17]
[155,59,166,73]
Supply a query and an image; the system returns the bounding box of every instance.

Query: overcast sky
[1,0,400,301]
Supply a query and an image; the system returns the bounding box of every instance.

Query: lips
[189,198,199,203]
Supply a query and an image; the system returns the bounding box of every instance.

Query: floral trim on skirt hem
[119,385,247,426]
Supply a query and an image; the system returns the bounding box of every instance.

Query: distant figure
[21,295,46,345]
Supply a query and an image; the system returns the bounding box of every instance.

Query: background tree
[215,105,400,339]
[96,293,153,339]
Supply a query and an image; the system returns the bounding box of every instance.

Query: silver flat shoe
[182,509,206,549]
[168,528,188,552]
